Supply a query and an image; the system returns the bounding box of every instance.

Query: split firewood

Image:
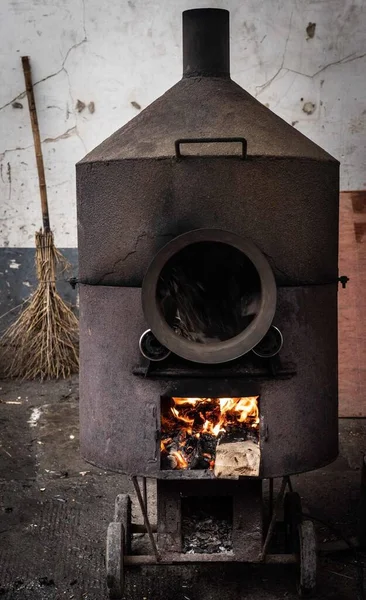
[214,439,260,479]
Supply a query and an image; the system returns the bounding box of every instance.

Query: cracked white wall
[0,0,365,248]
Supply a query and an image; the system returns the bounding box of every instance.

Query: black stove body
[77,9,339,483]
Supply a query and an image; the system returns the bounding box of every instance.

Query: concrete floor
[0,376,365,599]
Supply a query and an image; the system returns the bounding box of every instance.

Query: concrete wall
[1,0,366,411]
[1,0,365,249]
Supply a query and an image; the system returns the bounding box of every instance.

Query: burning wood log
[160,396,260,474]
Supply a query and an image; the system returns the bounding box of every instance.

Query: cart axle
[123,553,298,566]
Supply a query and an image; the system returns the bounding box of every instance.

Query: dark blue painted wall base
[0,248,78,333]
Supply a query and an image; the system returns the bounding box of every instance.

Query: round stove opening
[142,229,277,364]
[157,241,261,343]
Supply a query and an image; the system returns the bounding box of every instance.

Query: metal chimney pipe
[182,8,230,79]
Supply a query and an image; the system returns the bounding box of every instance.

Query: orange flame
[160,437,172,452]
[171,450,188,469]
[171,396,259,435]
[172,397,207,406]
[171,407,194,427]
[161,396,259,470]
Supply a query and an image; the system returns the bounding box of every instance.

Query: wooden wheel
[114,493,132,554]
[106,522,125,599]
[297,519,317,597]
[284,492,317,596]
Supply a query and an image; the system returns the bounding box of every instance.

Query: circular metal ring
[139,329,171,362]
[142,228,277,364]
[252,326,283,358]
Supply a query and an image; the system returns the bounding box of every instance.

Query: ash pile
[182,497,233,554]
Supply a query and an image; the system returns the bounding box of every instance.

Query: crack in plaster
[75,127,87,154]
[255,9,294,96]
[43,127,77,143]
[286,51,366,79]
[255,47,366,96]
[62,67,87,154]
[0,16,88,113]
[47,180,70,188]
[0,145,33,161]
[0,124,79,175]
[96,232,154,282]
[7,163,12,206]
[81,0,87,40]
[96,232,175,283]
[0,6,88,158]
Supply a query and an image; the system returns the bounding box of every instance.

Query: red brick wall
[339,191,366,416]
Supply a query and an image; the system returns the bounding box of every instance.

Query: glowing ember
[171,450,189,469]
[160,397,259,471]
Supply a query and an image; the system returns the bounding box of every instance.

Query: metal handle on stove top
[174,137,247,159]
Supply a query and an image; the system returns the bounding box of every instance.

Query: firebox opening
[160,396,260,478]
[182,495,233,554]
[157,241,261,344]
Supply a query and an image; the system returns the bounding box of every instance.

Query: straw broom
[1,56,79,380]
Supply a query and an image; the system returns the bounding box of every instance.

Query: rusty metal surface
[77,11,338,289]
[131,361,296,379]
[175,137,247,158]
[182,9,230,79]
[156,479,262,562]
[79,284,338,479]
[77,78,337,163]
[77,157,339,287]
[77,8,339,487]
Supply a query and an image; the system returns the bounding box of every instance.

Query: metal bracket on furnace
[338,275,349,289]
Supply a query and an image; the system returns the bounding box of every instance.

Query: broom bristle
[1,230,79,380]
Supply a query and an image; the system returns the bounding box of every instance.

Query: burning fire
[161,397,259,471]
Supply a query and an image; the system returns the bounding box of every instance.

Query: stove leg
[261,477,288,560]
[132,476,161,562]
[142,477,148,514]
[269,478,274,522]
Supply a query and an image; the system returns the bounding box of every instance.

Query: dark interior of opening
[157,241,261,343]
[182,496,233,553]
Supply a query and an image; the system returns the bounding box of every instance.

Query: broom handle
[21,56,50,233]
